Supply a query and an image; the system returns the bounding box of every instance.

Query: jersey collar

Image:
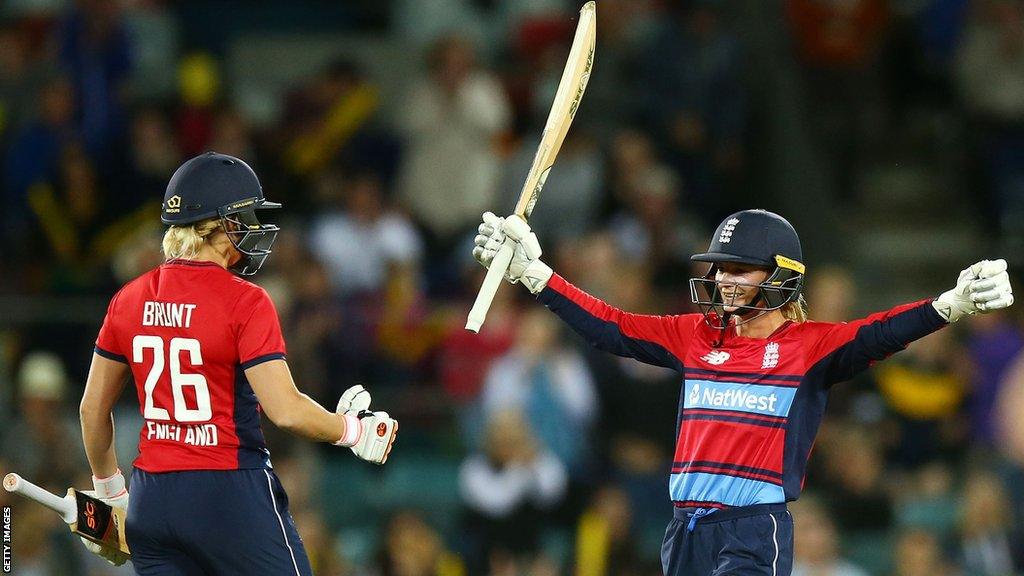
[163,259,225,269]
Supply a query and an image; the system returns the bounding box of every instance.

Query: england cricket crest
[761,342,780,369]
[718,218,740,243]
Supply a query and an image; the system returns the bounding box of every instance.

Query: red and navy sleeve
[536,273,696,371]
[236,287,287,369]
[95,289,127,363]
[803,299,947,387]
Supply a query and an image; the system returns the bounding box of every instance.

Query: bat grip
[4,473,76,523]
[466,239,516,333]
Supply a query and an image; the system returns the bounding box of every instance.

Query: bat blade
[514,2,596,219]
[3,473,130,557]
[71,489,130,556]
[466,1,596,333]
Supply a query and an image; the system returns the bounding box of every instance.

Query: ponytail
[161,218,222,260]
[781,294,808,322]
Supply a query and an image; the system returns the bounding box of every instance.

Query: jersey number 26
[132,335,212,422]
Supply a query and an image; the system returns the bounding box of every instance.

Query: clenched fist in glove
[472,212,553,294]
[933,259,1014,322]
[334,385,398,465]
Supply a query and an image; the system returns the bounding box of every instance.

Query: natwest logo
[700,350,731,365]
[690,384,780,413]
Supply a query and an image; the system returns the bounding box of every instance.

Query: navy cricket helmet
[162,152,280,275]
[689,209,805,328]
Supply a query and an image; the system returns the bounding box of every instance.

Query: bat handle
[466,239,516,333]
[3,473,77,524]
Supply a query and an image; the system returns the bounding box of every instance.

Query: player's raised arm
[245,361,397,464]
[803,259,1014,386]
[472,212,694,370]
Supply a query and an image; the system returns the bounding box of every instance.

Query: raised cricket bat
[466,1,596,333]
[3,472,130,557]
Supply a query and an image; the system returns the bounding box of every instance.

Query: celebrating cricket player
[473,208,1013,575]
[79,152,397,573]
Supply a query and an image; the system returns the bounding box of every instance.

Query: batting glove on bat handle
[473,212,552,293]
[80,470,130,566]
[473,212,506,269]
[934,259,1014,322]
[502,215,553,294]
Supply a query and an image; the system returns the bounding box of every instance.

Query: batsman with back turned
[77,151,397,574]
[473,208,1013,575]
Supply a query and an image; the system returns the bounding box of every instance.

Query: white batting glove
[501,214,553,294]
[352,411,398,464]
[333,385,398,465]
[473,211,506,269]
[79,470,129,567]
[336,384,371,415]
[473,212,550,292]
[934,259,1014,322]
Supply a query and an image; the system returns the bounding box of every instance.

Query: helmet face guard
[689,260,804,329]
[219,198,279,276]
[689,209,805,331]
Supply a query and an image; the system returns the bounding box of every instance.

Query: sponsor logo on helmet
[718,218,740,243]
[228,199,256,210]
[761,342,780,369]
[774,254,805,274]
[165,195,182,213]
[700,350,731,365]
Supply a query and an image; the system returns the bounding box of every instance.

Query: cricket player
[79,152,398,574]
[473,208,1013,575]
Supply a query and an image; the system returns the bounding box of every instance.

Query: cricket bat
[465,1,596,333]
[3,472,130,557]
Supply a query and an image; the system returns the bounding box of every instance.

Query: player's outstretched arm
[805,259,1015,387]
[933,259,1014,322]
[246,361,397,464]
[473,212,689,371]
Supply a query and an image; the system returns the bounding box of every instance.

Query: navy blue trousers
[661,503,793,576]
[126,468,313,575]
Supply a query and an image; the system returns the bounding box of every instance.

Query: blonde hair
[781,294,808,323]
[162,218,222,260]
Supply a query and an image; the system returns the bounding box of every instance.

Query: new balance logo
[700,350,731,365]
[718,218,740,244]
[762,342,779,369]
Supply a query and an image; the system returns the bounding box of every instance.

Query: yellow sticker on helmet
[775,255,805,274]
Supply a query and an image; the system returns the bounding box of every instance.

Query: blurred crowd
[1,0,1024,575]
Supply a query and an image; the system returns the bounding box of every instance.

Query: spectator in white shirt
[309,169,423,297]
[396,34,511,245]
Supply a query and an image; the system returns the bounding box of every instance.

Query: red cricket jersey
[538,273,947,508]
[95,259,285,472]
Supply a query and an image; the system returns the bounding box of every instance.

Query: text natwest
[699,387,778,413]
